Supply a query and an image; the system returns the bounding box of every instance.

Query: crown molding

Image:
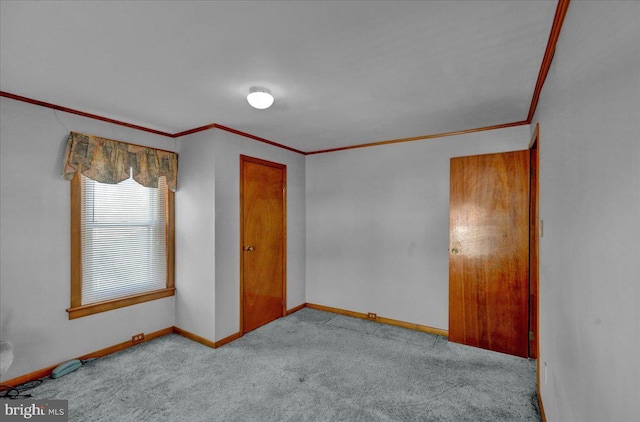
[527,0,570,122]
[212,124,306,155]
[0,91,304,155]
[0,91,175,138]
[305,120,530,155]
[0,1,570,157]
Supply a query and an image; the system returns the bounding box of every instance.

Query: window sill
[66,288,175,320]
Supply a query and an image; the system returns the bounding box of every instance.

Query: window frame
[67,169,175,320]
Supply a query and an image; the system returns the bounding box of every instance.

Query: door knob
[244,246,254,252]
[451,248,460,254]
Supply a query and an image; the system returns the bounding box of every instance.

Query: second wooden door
[240,155,286,334]
[449,150,530,357]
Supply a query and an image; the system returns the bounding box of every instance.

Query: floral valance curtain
[62,132,178,192]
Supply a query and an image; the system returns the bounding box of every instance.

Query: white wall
[0,96,306,381]
[212,130,306,340]
[0,97,176,381]
[532,2,640,421]
[174,133,216,341]
[306,125,530,330]
[175,128,306,342]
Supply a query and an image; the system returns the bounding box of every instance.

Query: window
[67,171,174,319]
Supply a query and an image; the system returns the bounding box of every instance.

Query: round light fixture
[247,87,274,110]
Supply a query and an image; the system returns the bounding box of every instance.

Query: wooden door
[240,155,286,334]
[529,125,540,358]
[449,150,529,358]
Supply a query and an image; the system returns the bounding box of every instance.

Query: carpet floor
[27,308,539,421]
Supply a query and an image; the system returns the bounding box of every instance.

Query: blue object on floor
[51,359,82,379]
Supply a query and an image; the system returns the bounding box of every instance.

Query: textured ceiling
[0,1,558,152]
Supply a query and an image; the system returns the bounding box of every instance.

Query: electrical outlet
[367,312,377,320]
[132,333,145,344]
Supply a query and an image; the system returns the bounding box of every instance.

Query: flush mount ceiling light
[247,87,274,110]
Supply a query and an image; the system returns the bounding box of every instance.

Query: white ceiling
[0,1,558,153]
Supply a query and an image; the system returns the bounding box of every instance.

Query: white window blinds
[80,172,167,305]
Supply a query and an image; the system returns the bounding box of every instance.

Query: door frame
[239,154,287,334]
[529,124,540,359]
